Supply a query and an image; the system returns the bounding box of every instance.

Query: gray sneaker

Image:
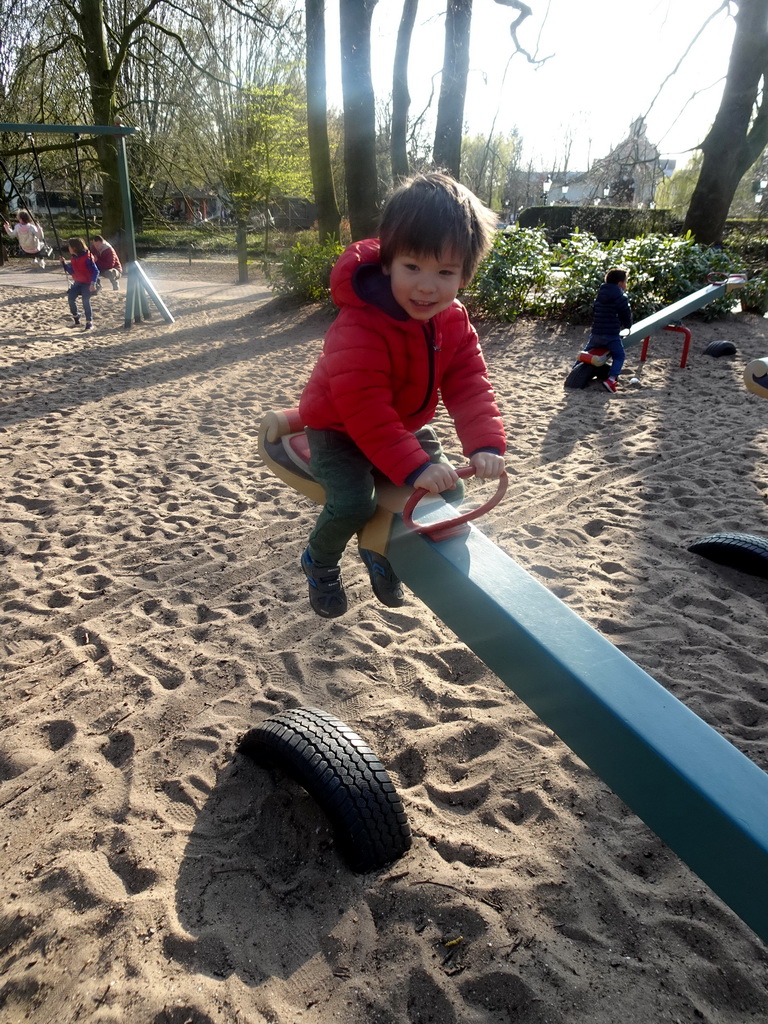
[359,548,405,607]
[301,547,347,618]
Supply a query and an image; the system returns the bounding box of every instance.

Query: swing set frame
[0,121,174,328]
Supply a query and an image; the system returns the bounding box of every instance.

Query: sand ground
[1,255,768,1024]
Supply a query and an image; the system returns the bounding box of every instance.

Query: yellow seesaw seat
[744,357,768,399]
[258,408,420,556]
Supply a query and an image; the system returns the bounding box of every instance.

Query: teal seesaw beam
[0,121,174,328]
[386,509,768,944]
[622,278,741,348]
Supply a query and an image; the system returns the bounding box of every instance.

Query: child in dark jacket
[90,234,122,290]
[586,267,632,392]
[297,172,507,618]
[60,236,99,330]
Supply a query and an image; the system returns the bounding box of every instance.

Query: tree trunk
[306,0,342,241]
[77,0,124,243]
[433,0,472,177]
[391,0,419,182]
[236,217,249,284]
[683,0,768,245]
[340,0,379,240]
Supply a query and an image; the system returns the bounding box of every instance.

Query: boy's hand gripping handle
[402,466,508,541]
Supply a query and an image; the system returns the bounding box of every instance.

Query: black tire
[564,362,597,390]
[238,707,412,872]
[703,340,736,357]
[688,532,768,579]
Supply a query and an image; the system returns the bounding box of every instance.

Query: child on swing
[2,209,48,268]
[60,237,99,330]
[298,171,507,618]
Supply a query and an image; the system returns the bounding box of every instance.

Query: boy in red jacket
[60,236,99,330]
[90,234,122,290]
[298,172,506,618]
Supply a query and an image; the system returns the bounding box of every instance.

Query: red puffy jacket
[299,238,506,486]
[64,250,99,285]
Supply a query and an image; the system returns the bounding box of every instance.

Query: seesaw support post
[387,514,768,943]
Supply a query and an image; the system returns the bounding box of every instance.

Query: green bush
[468,229,746,323]
[463,228,554,320]
[273,238,345,303]
[269,230,750,324]
[722,228,768,271]
[550,230,612,322]
[518,205,682,242]
[134,225,237,255]
[608,234,742,319]
[738,272,768,314]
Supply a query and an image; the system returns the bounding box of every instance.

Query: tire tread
[564,362,597,389]
[688,531,768,579]
[238,707,412,871]
[703,340,736,357]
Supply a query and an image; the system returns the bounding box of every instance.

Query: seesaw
[247,408,768,941]
[565,272,747,388]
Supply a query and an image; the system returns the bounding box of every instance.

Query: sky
[324,0,736,173]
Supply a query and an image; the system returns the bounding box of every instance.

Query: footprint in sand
[42,719,77,751]
[101,729,135,768]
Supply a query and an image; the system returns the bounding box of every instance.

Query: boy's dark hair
[17,210,32,224]
[605,267,627,285]
[67,236,88,254]
[92,234,105,243]
[379,171,497,283]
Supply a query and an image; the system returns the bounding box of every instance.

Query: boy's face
[384,250,464,321]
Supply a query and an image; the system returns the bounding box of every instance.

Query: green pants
[306,426,464,565]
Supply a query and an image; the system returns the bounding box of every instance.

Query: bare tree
[339,0,379,239]
[5,0,282,239]
[196,6,308,283]
[493,0,546,62]
[391,0,419,181]
[433,0,543,178]
[306,0,341,241]
[683,0,768,244]
[433,0,472,176]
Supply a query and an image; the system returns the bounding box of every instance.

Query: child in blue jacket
[587,268,632,392]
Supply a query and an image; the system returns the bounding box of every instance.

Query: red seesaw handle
[402,465,508,541]
[706,271,748,285]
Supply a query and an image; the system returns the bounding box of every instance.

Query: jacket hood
[330,239,409,321]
